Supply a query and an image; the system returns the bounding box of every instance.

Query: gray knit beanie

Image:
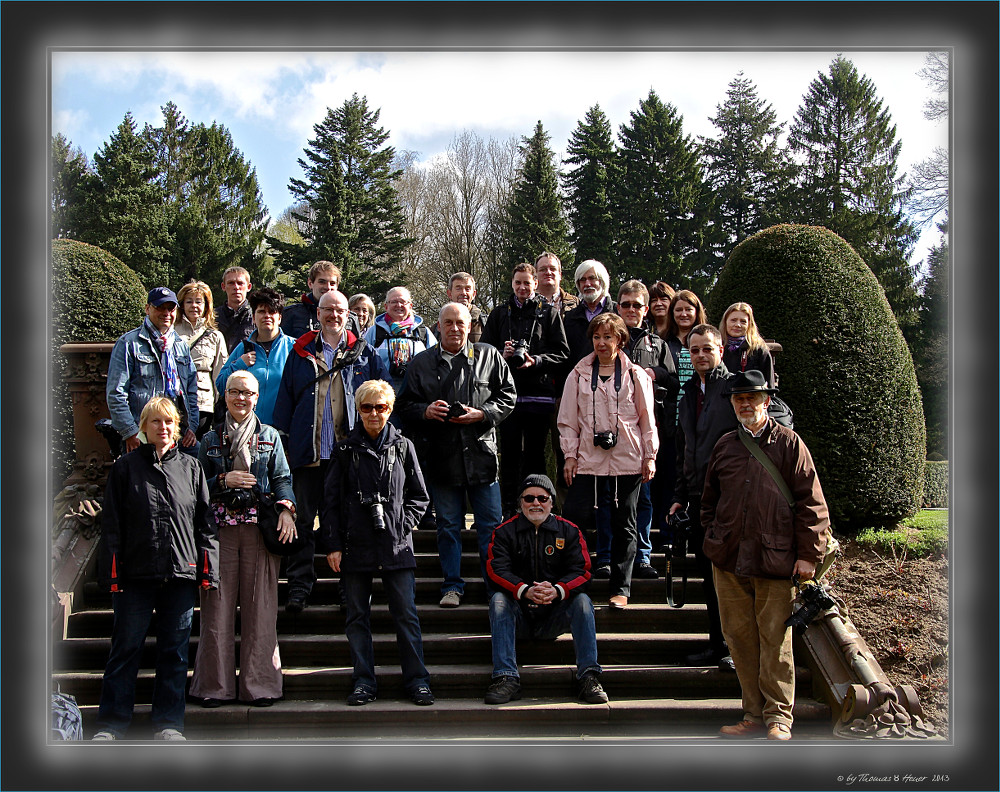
[519,474,556,501]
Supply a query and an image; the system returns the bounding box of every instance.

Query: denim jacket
[198,421,296,506]
[105,323,199,439]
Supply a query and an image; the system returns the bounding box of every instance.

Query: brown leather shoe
[609,595,628,609]
[767,723,792,741]
[718,719,767,739]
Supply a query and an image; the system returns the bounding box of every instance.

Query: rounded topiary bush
[52,239,148,484]
[706,224,925,531]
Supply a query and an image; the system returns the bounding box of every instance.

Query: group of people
[93,252,830,742]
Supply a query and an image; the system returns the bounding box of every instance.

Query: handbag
[738,430,838,580]
[254,491,307,557]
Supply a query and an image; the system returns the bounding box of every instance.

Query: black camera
[593,430,618,450]
[509,339,531,368]
[218,484,259,511]
[666,509,692,557]
[446,402,466,420]
[784,578,836,633]
[359,494,387,531]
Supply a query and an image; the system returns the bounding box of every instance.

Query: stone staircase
[52,524,832,740]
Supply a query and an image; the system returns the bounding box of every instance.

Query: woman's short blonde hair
[138,397,182,441]
[719,302,767,353]
[225,370,260,392]
[176,280,218,330]
[354,379,396,411]
[348,293,377,331]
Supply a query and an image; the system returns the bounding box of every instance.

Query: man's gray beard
[738,410,767,430]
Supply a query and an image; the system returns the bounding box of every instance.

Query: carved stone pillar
[59,342,115,487]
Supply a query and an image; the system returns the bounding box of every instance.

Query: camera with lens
[509,339,531,369]
[593,430,618,450]
[666,509,692,557]
[446,402,466,420]
[784,578,836,633]
[359,494,388,531]
[217,484,260,511]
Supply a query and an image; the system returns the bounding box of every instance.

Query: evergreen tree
[788,56,919,338]
[700,73,794,253]
[145,102,268,287]
[51,133,91,239]
[502,121,572,270]
[612,90,710,291]
[79,112,172,287]
[269,93,412,297]
[913,221,948,458]
[563,104,616,265]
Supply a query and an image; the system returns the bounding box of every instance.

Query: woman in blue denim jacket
[190,371,297,708]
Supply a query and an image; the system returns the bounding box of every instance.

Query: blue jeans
[430,480,501,596]
[488,591,601,680]
[341,569,429,694]
[635,481,653,565]
[95,579,197,737]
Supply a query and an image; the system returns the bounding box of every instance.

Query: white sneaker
[91,731,117,741]
[438,590,461,608]
[153,728,186,741]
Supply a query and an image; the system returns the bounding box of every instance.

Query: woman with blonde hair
[663,289,707,424]
[349,293,377,335]
[719,302,776,387]
[175,280,227,438]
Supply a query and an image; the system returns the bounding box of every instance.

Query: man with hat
[106,286,200,454]
[701,370,830,741]
[483,474,608,705]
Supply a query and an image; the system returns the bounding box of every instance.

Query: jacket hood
[344,420,404,449]
[300,292,319,307]
[292,328,360,360]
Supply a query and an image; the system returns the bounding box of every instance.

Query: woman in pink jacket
[558,313,658,609]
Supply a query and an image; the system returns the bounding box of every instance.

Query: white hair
[574,259,610,293]
[226,370,260,391]
[385,286,412,304]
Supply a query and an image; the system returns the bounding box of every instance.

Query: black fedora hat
[726,370,778,395]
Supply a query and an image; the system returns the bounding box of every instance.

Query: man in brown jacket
[700,370,830,741]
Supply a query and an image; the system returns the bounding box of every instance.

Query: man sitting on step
[483,474,607,705]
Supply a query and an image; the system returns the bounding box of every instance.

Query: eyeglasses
[387,299,411,306]
[521,494,551,504]
[619,300,646,310]
[358,403,391,414]
[227,389,258,399]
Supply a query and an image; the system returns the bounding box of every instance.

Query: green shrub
[51,239,148,485]
[923,460,948,508]
[855,524,948,558]
[706,224,925,530]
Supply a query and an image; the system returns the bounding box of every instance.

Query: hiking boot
[439,590,462,608]
[718,719,766,739]
[484,676,522,705]
[91,731,117,741]
[578,672,608,704]
[410,685,435,706]
[633,561,660,579]
[153,728,186,741]
[347,686,377,706]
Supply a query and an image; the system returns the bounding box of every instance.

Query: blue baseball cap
[147,286,178,307]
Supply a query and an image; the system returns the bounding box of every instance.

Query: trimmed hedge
[923,461,948,508]
[52,239,148,484]
[706,224,925,530]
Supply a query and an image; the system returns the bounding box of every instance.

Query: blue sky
[51,49,947,265]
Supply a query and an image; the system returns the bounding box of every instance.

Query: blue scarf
[145,317,181,398]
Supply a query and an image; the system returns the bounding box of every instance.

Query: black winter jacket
[395,342,516,486]
[100,444,219,591]
[318,423,429,571]
[486,512,591,612]
[673,363,737,506]
[563,296,618,370]
[480,295,569,402]
[624,325,679,436]
[722,340,776,388]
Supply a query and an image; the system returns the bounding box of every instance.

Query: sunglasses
[619,300,646,310]
[521,494,551,504]
[359,403,391,414]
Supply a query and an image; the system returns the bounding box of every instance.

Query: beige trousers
[190,522,282,702]
[712,566,796,727]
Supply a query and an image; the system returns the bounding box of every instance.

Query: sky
[51,49,948,268]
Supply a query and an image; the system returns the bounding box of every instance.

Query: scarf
[225,411,259,473]
[145,317,180,398]
[726,336,746,352]
[389,315,416,336]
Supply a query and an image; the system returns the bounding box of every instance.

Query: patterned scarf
[389,315,416,336]
[726,336,746,352]
[145,317,180,397]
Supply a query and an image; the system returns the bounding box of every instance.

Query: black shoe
[685,646,726,665]
[346,686,376,706]
[633,561,660,579]
[592,565,611,579]
[250,697,278,707]
[718,655,736,673]
[484,676,522,705]
[200,698,222,709]
[285,596,306,614]
[410,685,435,706]
[578,672,608,704]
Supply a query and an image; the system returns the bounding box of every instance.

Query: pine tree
[269,93,412,297]
[51,133,91,239]
[79,112,172,287]
[612,90,710,291]
[913,221,948,457]
[700,73,795,252]
[563,105,616,265]
[788,56,919,337]
[502,121,572,270]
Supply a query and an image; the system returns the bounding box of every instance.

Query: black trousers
[284,461,329,602]
[689,493,725,652]
[498,405,553,516]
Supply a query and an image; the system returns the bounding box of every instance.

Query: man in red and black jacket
[483,474,608,706]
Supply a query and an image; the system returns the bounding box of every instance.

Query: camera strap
[350,442,399,501]
[591,356,622,440]
[738,429,794,509]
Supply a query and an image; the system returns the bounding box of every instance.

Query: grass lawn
[854,509,949,558]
